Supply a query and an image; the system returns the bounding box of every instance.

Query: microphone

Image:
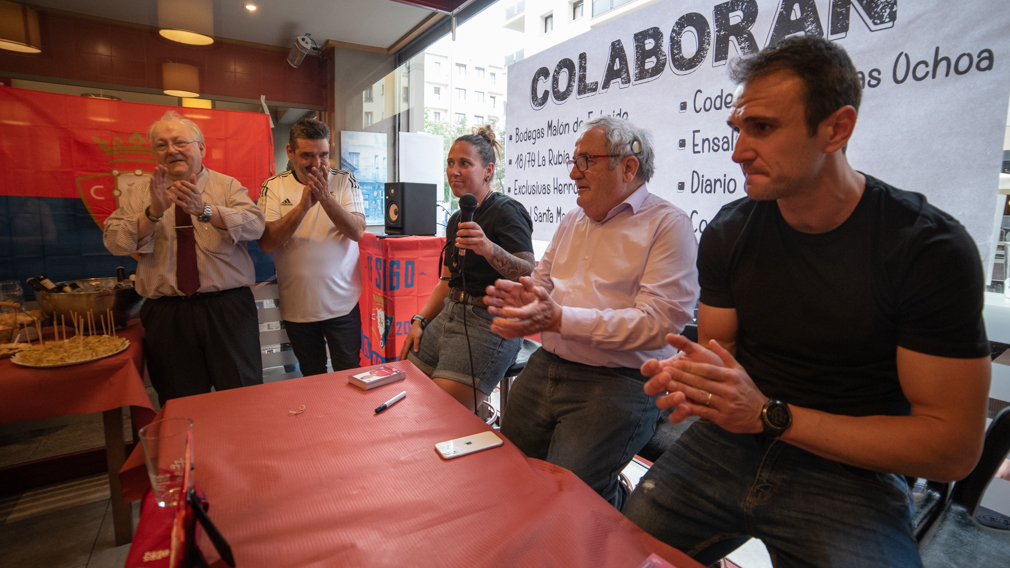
[457,193,478,257]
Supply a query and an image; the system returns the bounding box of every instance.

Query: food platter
[11,337,130,368]
[0,343,30,359]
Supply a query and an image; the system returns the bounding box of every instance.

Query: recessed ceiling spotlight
[246,4,257,11]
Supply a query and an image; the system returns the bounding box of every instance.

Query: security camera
[287,33,321,69]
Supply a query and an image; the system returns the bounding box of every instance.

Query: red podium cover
[358,233,445,365]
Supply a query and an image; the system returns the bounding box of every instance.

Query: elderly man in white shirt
[104,111,265,402]
[485,116,699,509]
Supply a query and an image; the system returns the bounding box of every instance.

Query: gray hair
[147,110,205,145]
[575,116,655,182]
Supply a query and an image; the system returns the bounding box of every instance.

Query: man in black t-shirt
[624,36,991,567]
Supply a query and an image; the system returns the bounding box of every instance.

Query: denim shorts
[407,298,521,396]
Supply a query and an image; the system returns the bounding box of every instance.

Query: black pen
[375,391,407,414]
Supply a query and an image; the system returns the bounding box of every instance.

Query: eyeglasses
[566,154,621,173]
[153,139,198,153]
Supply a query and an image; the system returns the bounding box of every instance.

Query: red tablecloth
[121,360,701,568]
[0,320,155,428]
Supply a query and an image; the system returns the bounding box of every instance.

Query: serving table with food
[0,277,154,546]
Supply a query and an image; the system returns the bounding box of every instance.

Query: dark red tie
[175,205,200,296]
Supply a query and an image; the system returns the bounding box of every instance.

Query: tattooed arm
[455,220,535,281]
[489,247,535,281]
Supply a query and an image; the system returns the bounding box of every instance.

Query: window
[490,95,496,108]
[434,111,441,122]
[592,0,633,17]
[364,112,373,126]
[434,61,441,73]
[474,115,484,124]
[475,91,484,103]
[364,87,373,102]
[455,113,465,123]
[434,86,441,100]
[490,72,496,85]
[456,88,466,100]
[456,63,466,76]
[402,86,409,103]
[573,1,584,19]
[380,84,384,95]
[476,67,485,79]
[544,13,553,33]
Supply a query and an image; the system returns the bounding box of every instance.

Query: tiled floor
[0,387,153,568]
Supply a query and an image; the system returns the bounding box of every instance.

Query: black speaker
[385,182,436,236]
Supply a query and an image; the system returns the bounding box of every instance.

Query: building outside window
[456,88,466,100]
[434,86,441,100]
[592,0,633,17]
[573,0,584,19]
[544,13,553,33]
[364,112,373,126]
[474,115,484,124]
[364,87,373,102]
[475,91,484,103]
[457,63,466,76]
[490,95,496,108]
[476,67,485,78]
[455,113,465,123]
[491,72,496,85]
[434,61,441,73]
[434,111,441,122]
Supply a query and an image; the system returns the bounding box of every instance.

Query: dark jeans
[284,304,361,376]
[500,348,659,508]
[141,286,263,403]
[623,419,922,567]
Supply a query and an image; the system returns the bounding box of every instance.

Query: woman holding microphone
[399,125,534,412]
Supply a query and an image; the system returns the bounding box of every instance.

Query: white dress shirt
[533,183,700,368]
[103,167,265,299]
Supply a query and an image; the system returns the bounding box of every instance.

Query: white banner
[505,0,1010,277]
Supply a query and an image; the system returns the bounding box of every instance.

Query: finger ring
[704,391,712,406]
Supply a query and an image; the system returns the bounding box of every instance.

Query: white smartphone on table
[435,431,503,459]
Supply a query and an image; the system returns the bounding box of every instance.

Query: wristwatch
[411,315,429,329]
[145,206,163,223]
[197,202,213,223]
[760,399,792,438]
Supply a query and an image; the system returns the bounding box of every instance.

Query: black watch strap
[411,315,428,329]
[761,399,792,438]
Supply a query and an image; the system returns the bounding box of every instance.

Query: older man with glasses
[104,110,265,403]
[484,116,699,509]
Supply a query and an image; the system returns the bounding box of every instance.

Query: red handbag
[124,486,233,568]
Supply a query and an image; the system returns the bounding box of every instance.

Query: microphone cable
[456,193,480,416]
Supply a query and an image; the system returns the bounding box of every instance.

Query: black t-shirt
[698,174,988,417]
[445,191,534,296]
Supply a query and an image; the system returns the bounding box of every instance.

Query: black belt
[449,288,486,307]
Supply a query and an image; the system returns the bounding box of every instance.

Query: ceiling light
[245,4,257,11]
[162,62,200,98]
[158,0,214,46]
[182,98,212,109]
[0,0,42,54]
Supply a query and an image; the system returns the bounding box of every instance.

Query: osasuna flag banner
[0,87,274,288]
[0,87,273,227]
[505,0,1010,278]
